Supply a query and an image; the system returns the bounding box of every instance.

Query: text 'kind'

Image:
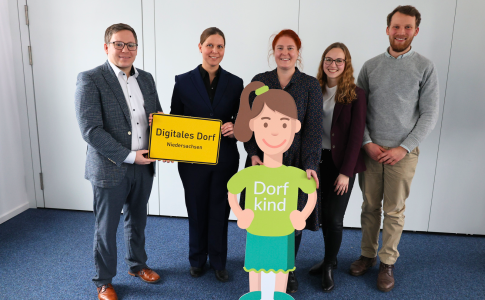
[253,181,289,212]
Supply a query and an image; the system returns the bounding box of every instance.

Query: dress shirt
[384,47,414,60]
[199,65,221,104]
[322,85,337,149]
[108,60,148,164]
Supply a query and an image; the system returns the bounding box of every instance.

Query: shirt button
[130,95,131,97]
[128,131,132,135]
[332,133,334,136]
[139,137,141,139]
[137,122,139,125]
[332,145,335,149]
[133,109,135,111]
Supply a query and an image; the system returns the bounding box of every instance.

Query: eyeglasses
[108,41,138,51]
[324,57,346,66]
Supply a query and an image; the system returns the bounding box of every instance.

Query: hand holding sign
[148,111,163,127]
[149,114,222,164]
[221,122,235,138]
[135,150,156,165]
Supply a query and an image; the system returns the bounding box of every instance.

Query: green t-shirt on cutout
[227,165,316,237]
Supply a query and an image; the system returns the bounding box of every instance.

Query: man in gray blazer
[75,23,162,300]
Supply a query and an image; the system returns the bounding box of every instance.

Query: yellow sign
[148,114,222,165]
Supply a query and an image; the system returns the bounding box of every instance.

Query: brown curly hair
[316,42,356,105]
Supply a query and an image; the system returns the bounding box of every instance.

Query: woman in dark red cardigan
[308,42,367,292]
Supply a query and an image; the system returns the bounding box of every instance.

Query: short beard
[389,35,414,53]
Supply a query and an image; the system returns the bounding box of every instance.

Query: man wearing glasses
[350,6,439,292]
[75,23,162,300]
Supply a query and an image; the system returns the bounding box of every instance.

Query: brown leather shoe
[128,267,161,283]
[349,255,377,276]
[97,284,118,300]
[377,262,395,292]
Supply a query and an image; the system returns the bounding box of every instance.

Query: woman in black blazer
[169,27,244,282]
[308,42,367,292]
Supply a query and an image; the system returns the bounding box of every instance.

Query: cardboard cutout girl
[227,81,317,300]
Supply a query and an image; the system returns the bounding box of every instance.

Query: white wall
[428,0,485,234]
[0,0,33,224]
[4,0,485,234]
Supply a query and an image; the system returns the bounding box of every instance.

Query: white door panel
[429,1,485,234]
[28,0,151,210]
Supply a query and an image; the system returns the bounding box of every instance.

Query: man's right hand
[135,150,156,165]
[251,155,264,166]
[148,111,163,127]
[363,143,386,162]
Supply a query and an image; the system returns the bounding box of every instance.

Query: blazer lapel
[332,102,344,129]
[136,71,153,120]
[101,61,131,126]
[137,72,150,98]
[212,68,228,110]
[189,67,213,112]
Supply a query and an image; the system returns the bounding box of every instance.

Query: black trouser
[294,149,355,263]
[91,164,154,287]
[320,149,355,263]
[178,160,239,270]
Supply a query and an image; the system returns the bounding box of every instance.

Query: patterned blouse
[242,68,324,231]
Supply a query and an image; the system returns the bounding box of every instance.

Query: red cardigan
[329,87,367,177]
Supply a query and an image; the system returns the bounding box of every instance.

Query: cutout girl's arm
[228,192,254,229]
[289,190,317,230]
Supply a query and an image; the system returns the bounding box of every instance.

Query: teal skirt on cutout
[243,232,295,273]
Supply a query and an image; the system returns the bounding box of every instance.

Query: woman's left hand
[221,122,235,138]
[334,174,349,196]
[306,169,319,189]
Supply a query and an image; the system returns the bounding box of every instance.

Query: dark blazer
[170,66,244,163]
[75,60,162,188]
[330,86,367,177]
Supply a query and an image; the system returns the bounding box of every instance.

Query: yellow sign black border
[148,114,222,165]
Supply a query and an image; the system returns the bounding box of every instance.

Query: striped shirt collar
[385,47,414,60]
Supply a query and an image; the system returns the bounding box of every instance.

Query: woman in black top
[168,27,244,282]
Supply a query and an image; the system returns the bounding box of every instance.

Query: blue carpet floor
[0,209,484,299]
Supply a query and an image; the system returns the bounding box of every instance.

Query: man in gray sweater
[350,5,439,292]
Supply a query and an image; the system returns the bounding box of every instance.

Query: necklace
[280,80,290,89]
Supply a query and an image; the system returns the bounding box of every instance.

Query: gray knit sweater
[357,50,439,152]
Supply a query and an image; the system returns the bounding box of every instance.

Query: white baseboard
[0,202,29,225]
